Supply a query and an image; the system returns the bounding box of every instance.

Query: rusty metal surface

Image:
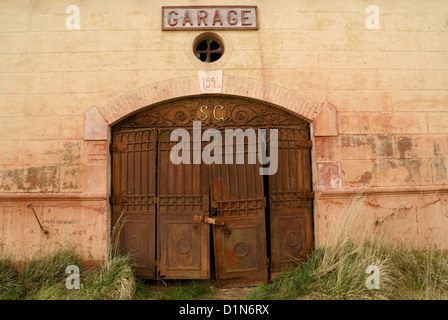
[111,96,313,284]
[156,128,210,279]
[268,127,314,275]
[111,128,157,278]
[112,96,306,130]
[193,214,225,226]
[209,131,268,287]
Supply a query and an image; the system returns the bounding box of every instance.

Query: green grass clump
[134,280,216,300]
[0,249,137,300]
[159,281,216,300]
[247,194,448,300]
[0,257,21,299]
[390,246,448,299]
[20,249,84,299]
[247,240,448,300]
[80,254,136,300]
[246,250,324,300]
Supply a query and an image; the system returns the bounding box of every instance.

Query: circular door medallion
[127,236,141,254]
[176,238,192,255]
[233,242,249,258]
[286,231,299,247]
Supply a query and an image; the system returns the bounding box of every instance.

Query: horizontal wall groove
[318,186,448,198]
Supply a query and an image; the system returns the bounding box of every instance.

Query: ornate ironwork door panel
[268,127,314,275]
[111,95,314,283]
[157,129,210,279]
[111,129,157,278]
[210,137,268,286]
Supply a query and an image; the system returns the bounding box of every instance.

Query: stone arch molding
[84,76,337,140]
[81,75,339,204]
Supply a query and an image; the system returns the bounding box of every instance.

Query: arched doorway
[110,95,314,287]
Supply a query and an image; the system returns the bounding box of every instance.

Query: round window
[194,38,224,63]
[185,32,232,68]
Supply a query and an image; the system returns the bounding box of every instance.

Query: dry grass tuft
[247,194,448,300]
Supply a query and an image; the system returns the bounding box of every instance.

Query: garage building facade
[0,0,447,284]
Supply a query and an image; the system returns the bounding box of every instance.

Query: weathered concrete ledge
[0,193,107,202]
[318,186,448,198]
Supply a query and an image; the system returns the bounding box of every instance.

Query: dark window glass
[199,52,207,62]
[209,40,221,51]
[196,40,208,51]
[194,38,223,63]
[210,53,221,62]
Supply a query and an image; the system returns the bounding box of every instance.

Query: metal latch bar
[192,215,225,226]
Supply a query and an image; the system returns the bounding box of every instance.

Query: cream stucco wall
[0,0,447,262]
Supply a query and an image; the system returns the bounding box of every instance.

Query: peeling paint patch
[432,158,447,184]
[342,158,432,188]
[396,136,415,158]
[61,141,82,164]
[375,205,413,226]
[355,171,372,185]
[60,165,82,192]
[400,159,422,184]
[433,142,442,157]
[365,199,381,208]
[0,166,59,192]
[317,162,342,189]
[366,135,395,158]
[338,135,364,148]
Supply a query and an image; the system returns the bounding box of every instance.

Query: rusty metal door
[209,133,268,287]
[111,128,157,278]
[268,127,314,275]
[156,129,210,279]
[111,96,314,283]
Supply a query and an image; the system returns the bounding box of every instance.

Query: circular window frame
[184,31,233,70]
[194,38,224,63]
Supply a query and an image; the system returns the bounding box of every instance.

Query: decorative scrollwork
[113,96,309,132]
[234,109,249,124]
